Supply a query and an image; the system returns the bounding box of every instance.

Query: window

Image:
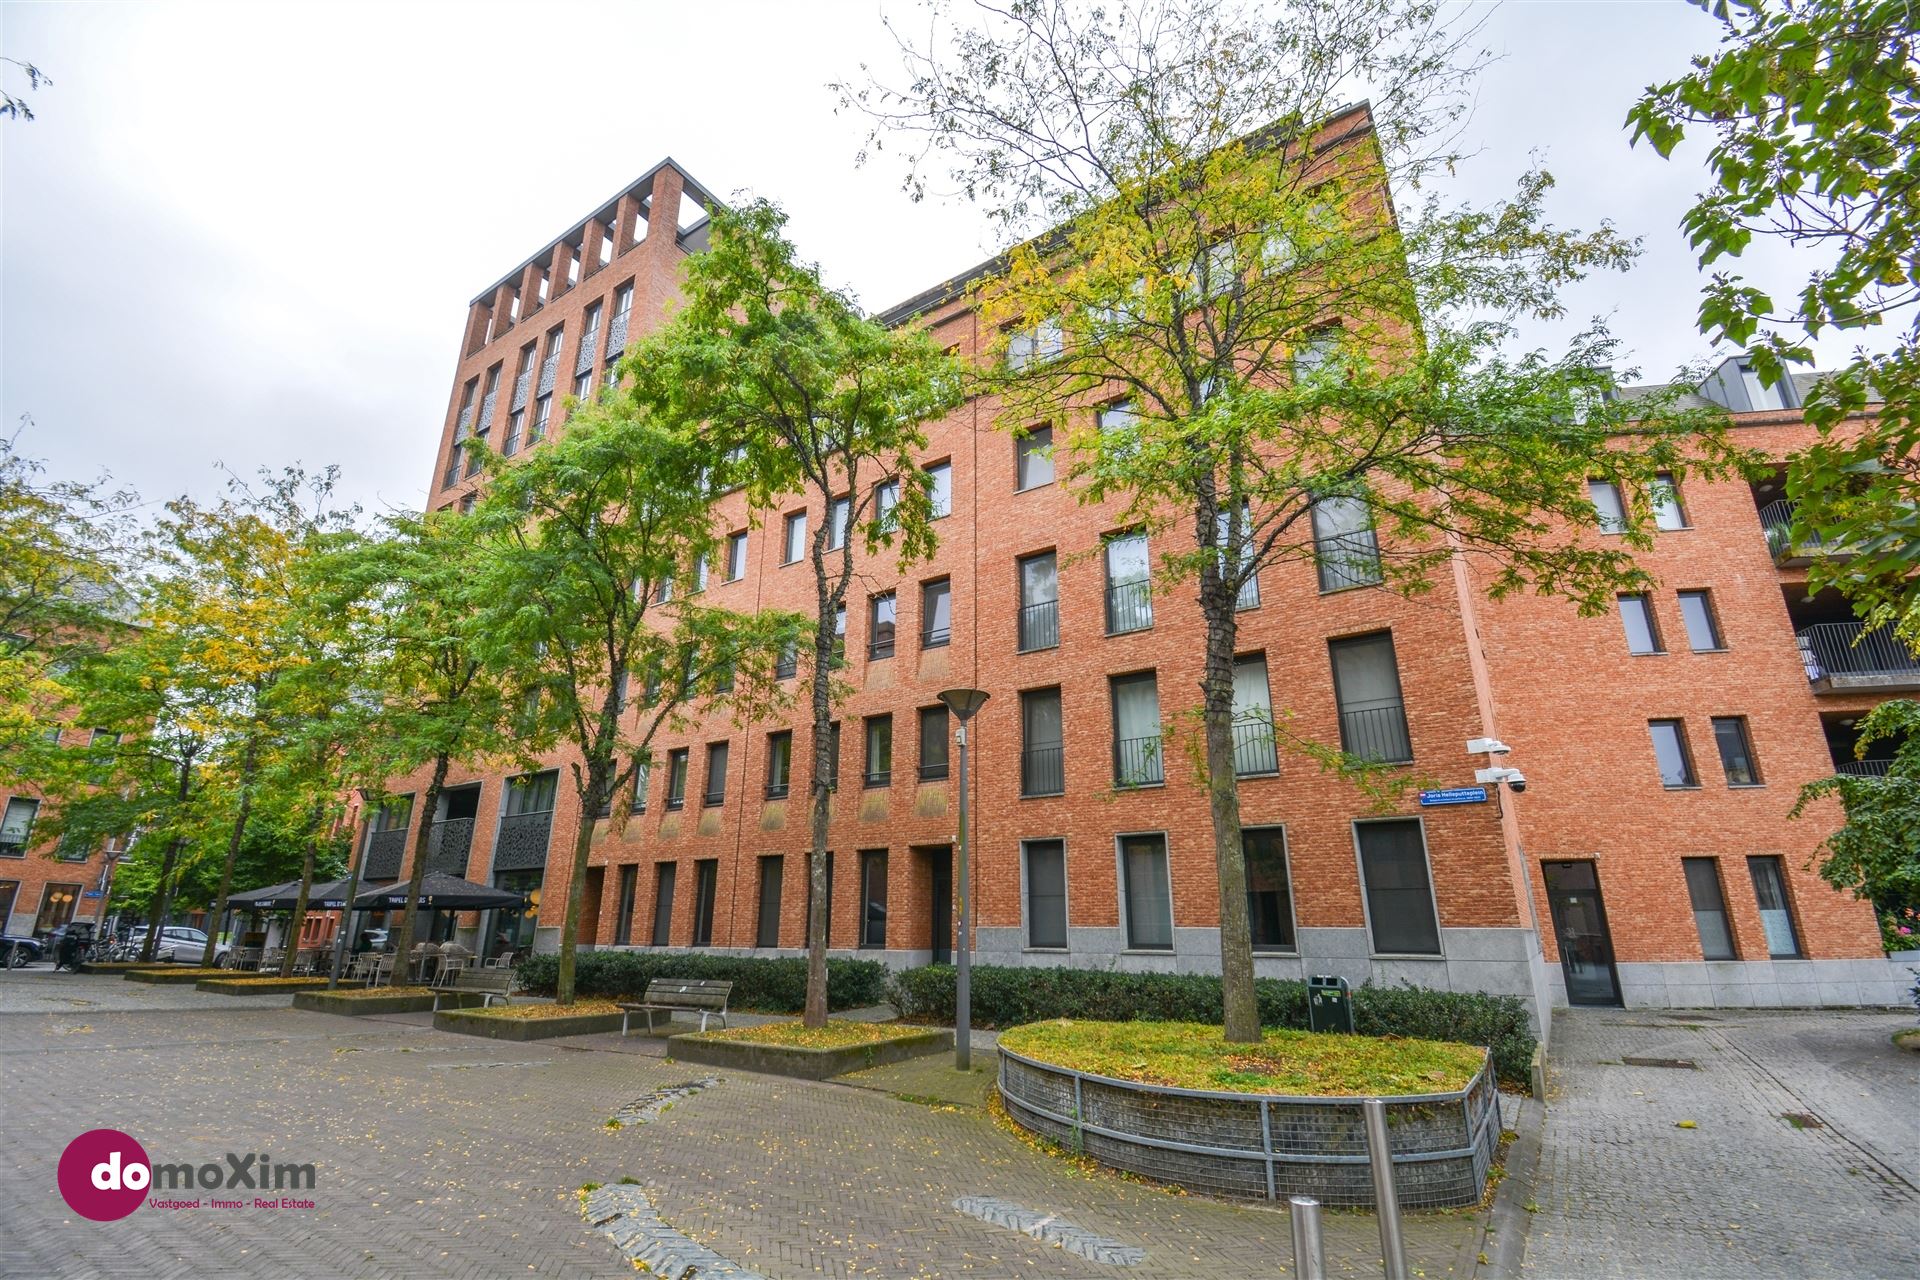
[832,603,847,668]
[1110,672,1163,787]
[0,881,15,931]
[611,668,629,714]
[602,361,620,393]
[693,554,710,594]
[1293,328,1342,379]
[1024,840,1067,949]
[1312,494,1382,590]
[691,859,718,946]
[1619,594,1663,655]
[783,511,807,564]
[1104,532,1153,634]
[1747,856,1801,957]
[503,408,525,456]
[1194,239,1237,299]
[756,857,783,948]
[859,850,888,947]
[631,760,649,814]
[1119,834,1173,950]
[1677,590,1724,651]
[1588,479,1627,533]
[724,532,748,582]
[1015,425,1054,490]
[33,883,79,934]
[1329,632,1412,763]
[1021,688,1065,796]
[1356,819,1441,955]
[613,865,638,946]
[1233,655,1279,776]
[1651,471,1688,530]
[666,749,689,809]
[921,579,951,649]
[826,495,851,550]
[1018,551,1059,652]
[1245,827,1295,951]
[766,731,792,799]
[458,493,476,515]
[1007,318,1063,370]
[926,461,952,519]
[863,715,893,788]
[868,593,896,660]
[0,797,38,856]
[875,479,899,531]
[654,574,673,604]
[918,705,950,781]
[650,864,676,945]
[531,395,552,443]
[504,770,557,815]
[1682,858,1736,960]
[822,722,841,789]
[1217,503,1260,609]
[573,369,592,401]
[1711,717,1761,786]
[1098,399,1140,459]
[702,742,729,807]
[1648,719,1697,787]
[774,641,798,681]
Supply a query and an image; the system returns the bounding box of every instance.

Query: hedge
[514,950,890,1013]
[891,964,1535,1087]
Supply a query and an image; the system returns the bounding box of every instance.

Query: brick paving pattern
[1523,1008,1918,1280]
[0,971,1485,1279]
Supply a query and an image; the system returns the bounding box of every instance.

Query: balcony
[1761,499,1852,567]
[575,333,599,375]
[1021,744,1064,796]
[1105,579,1153,635]
[426,817,476,876]
[1798,622,1920,693]
[511,369,532,412]
[1232,718,1280,777]
[1113,734,1164,788]
[922,623,951,649]
[1018,599,1059,653]
[362,827,409,881]
[607,311,630,358]
[1338,702,1413,764]
[1836,759,1895,778]
[491,811,551,872]
[538,353,561,398]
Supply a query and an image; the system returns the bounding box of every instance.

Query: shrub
[513,950,889,1013]
[891,963,1535,1086]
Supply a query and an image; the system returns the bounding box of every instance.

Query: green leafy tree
[468,403,802,1005]
[844,0,1743,1041]
[1791,699,1920,938]
[626,199,963,1027]
[1629,0,1920,647]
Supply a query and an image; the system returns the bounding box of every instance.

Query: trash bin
[1307,975,1354,1034]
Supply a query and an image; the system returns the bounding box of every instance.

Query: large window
[919,705,950,781]
[504,771,557,816]
[1648,720,1697,788]
[782,511,807,564]
[1245,827,1295,951]
[1024,839,1067,949]
[1682,858,1736,960]
[665,749,689,810]
[1015,425,1054,490]
[725,531,748,582]
[1588,479,1627,533]
[702,742,729,807]
[921,579,952,648]
[1651,471,1688,530]
[1329,632,1412,763]
[1018,552,1059,652]
[1,797,41,857]
[1619,593,1663,655]
[827,495,851,550]
[1111,672,1163,787]
[1007,319,1063,370]
[756,856,783,948]
[863,715,893,788]
[859,850,888,948]
[0,881,16,932]
[1356,819,1441,955]
[1233,655,1279,776]
[650,863,676,945]
[766,731,792,799]
[927,461,952,519]
[1677,590,1724,651]
[1311,494,1382,591]
[1104,531,1153,634]
[33,883,79,934]
[613,865,637,947]
[1747,856,1801,958]
[1712,716,1761,786]
[1119,834,1173,950]
[868,593,897,660]
[691,859,718,947]
[1020,688,1064,796]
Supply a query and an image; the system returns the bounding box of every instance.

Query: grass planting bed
[197,975,334,995]
[76,962,171,975]
[124,967,228,985]
[997,1019,1500,1208]
[670,1019,951,1079]
[434,1000,625,1041]
[293,986,441,1016]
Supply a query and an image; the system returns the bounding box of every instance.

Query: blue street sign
[82,891,103,898]
[1419,786,1489,806]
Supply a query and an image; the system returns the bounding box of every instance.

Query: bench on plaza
[618,979,733,1036]
[432,968,516,1011]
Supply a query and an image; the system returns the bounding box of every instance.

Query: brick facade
[0,726,121,941]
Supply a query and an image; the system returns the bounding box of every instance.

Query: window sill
[1113,782,1167,792]
[1370,951,1445,961]
[1251,948,1299,956]
[1016,644,1060,655]
[1690,647,1730,654]
[1235,769,1281,781]
[1022,946,1070,954]
[1727,783,1767,790]
[1661,784,1703,791]
[1105,627,1154,639]
[1629,651,1668,658]
[1019,790,1066,800]
[1318,580,1383,597]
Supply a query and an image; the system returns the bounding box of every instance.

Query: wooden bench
[619,979,733,1035]
[433,967,516,1010]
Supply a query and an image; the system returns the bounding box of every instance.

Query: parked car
[2,935,44,967]
[128,927,229,965]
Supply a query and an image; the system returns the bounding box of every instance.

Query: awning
[352,874,525,911]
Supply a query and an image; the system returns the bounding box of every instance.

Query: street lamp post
[937,687,989,1072]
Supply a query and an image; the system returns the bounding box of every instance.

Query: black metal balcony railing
[501,425,520,458]
[1018,599,1059,652]
[864,768,891,789]
[511,368,531,412]
[1105,579,1154,634]
[869,633,896,661]
[1316,530,1384,591]
[1836,759,1895,778]
[1761,498,1855,563]
[918,760,950,782]
[1021,744,1065,796]
[1113,734,1164,788]
[1338,703,1413,764]
[702,788,726,808]
[1237,574,1261,610]
[492,811,551,872]
[665,792,685,811]
[0,840,25,858]
[765,779,790,800]
[575,331,599,374]
[922,625,951,649]
[1232,718,1280,777]
[362,827,410,881]
[1798,621,1920,689]
[538,353,561,397]
[423,818,474,876]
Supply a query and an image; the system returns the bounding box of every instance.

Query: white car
[134,927,229,965]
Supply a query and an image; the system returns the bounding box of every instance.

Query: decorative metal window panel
[362,828,409,881]
[491,812,552,872]
[511,369,532,412]
[538,354,561,397]
[426,818,476,876]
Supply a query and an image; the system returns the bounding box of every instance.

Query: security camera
[1475,765,1527,792]
[1467,737,1512,756]
[1505,771,1526,794]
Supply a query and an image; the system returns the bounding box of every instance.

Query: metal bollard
[1363,1098,1410,1280]
[1288,1196,1326,1280]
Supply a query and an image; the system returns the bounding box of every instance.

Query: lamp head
[938,687,991,722]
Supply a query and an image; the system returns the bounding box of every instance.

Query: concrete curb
[1480,1092,1545,1278]
[669,1027,952,1079]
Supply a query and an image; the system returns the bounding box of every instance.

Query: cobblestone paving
[1522,1008,1919,1280]
[0,971,1485,1280]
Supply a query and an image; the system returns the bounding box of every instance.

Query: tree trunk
[279,799,324,977]
[803,590,839,1028]
[140,837,185,962]
[555,758,609,1006]
[200,734,260,968]
[389,755,450,976]
[1202,602,1260,1042]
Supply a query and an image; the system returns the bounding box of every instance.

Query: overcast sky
[1,1,1858,518]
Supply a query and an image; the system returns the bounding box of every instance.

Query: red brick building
[1,726,126,941]
[368,143,1913,1029]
